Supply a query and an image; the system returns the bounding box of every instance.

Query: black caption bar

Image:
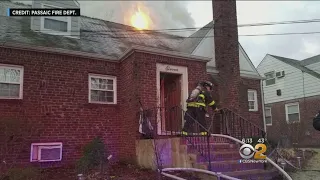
[8,8,81,16]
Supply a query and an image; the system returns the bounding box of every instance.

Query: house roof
[300,54,320,66]
[269,54,320,79]
[0,1,185,60]
[177,21,213,54]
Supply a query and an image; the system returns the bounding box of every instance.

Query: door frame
[156,63,188,135]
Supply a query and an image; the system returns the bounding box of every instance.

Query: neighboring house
[0,0,263,167]
[257,54,320,146]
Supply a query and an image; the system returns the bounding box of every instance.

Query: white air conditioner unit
[30,143,63,162]
[276,71,285,78]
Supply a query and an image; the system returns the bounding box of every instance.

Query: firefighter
[182,81,219,136]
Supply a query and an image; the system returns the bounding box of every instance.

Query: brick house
[257,54,320,146]
[0,0,264,167]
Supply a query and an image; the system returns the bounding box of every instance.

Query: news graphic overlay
[7,8,80,16]
[239,138,268,163]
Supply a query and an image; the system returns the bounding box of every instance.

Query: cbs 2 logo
[239,144,267,159]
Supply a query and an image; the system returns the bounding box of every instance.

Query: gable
[257,54,320,103]
[190,26,261,78]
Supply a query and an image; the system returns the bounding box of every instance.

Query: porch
[135,106,286,180]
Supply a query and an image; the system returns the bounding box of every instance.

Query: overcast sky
[16,1,320,67]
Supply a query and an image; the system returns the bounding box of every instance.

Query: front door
[160,73,182,133]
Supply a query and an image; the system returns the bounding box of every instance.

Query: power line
[1,16,320,34]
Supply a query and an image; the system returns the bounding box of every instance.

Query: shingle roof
[300,54,320,66]
[0,1,185,60]
[269,54,320,79]
[177,21,213,54]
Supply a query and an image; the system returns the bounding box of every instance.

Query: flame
[130,6,150,30]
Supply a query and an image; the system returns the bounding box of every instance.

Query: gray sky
[16,1,320,67]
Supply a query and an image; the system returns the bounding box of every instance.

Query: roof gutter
[0,41,119,62]
[119,45,211,62]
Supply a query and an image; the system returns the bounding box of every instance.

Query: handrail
[161,168,241,180]
[219,107,264,132]
[209,133,293,180]
[161,172,187,180]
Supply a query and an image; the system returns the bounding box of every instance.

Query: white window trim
[248,89,258,112]
[30,142,63,162]
[88,74,117,104]
[0,64,24,99]
[40,3,72,36]
[265,71,276,86]
[265,107,272,126]
[285,102,300,123]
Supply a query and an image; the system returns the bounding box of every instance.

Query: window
[285,102,300,123]
[40,4,71,35]
[248,89,258,111]
[44,18,68,32]
[0,65,23,99]
[30,143,62,162]
[89,74,117,104]
[265,107,272,125]
[265,71,275,86]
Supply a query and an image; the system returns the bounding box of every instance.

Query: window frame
[40,3,72,36]
[248,89,258,112]
[265,71,276,86]
[88,74,117,104]
[285,102,300,123]
[0,64,24,99]
[30,142,63,162]
[265,107,272,126]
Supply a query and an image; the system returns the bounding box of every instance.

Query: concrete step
[193,150,241,162]
[222,169,280,180]
[185,143,238,151]
[199,160,265,172]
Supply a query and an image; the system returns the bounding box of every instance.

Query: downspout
[260,79,267,134]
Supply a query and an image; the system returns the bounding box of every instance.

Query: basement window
[265,71,275,86]
[248,89,258,111]
[285,102,300,123]
[89,74,117,104]
[30,143,63,162]
[0,65,23,99]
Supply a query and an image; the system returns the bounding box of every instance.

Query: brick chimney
[212,0,240,112]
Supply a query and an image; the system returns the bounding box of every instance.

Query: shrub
[76,137,108,175]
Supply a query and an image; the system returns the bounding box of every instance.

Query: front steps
[179,137,281,180]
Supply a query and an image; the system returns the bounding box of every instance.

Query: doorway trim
[156,63,188,135]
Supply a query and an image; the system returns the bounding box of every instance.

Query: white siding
[191,28,260,78]
[257,55,320,104]
[306,62,320,74]
[31,0,80,38]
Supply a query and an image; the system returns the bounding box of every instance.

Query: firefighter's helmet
[200,81,214,90]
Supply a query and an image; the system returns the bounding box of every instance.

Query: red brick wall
[213,0,241,111]
[266,95,320,146]
[240,78,264,128]
[0,47,208,166]
[0,47,121,165]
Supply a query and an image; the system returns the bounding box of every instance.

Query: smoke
[79,1,195,36]
[13,1,196,36]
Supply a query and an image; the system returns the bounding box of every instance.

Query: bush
[4,167,40,180]
[76,137,108,175]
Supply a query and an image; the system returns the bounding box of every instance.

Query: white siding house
[257,54,320,105]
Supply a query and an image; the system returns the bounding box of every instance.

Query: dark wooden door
[164,75,182,132]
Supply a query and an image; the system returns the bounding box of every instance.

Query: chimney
[212,0,240,112]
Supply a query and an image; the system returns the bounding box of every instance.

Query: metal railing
[161,168,241,180]
[137,106,293,180]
